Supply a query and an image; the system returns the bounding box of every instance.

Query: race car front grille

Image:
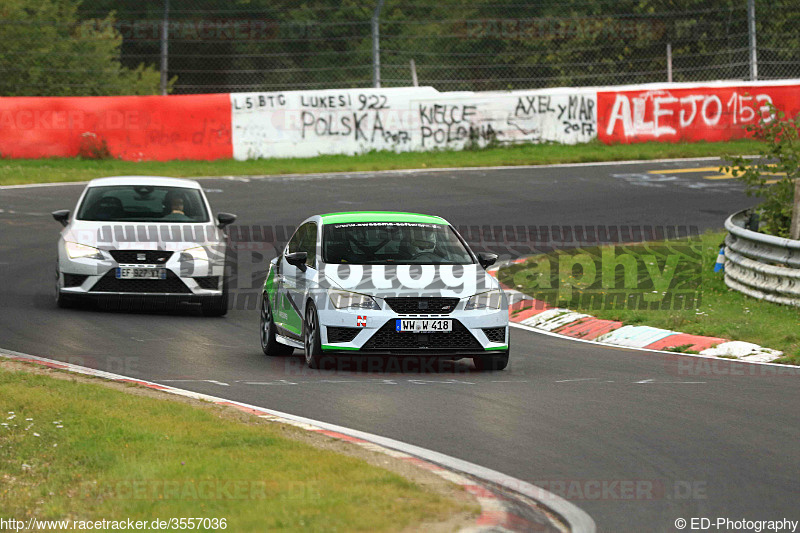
[384,297,459,315]
[109,250,173,265]
[363,320,482,350]
[482,327,506,343]
[326,327,361,343]
[90,270,191,294]
[63,274,88,287]
[193,276,220,290]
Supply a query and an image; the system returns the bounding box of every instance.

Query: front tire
[55,263,77,309]
[201,275,229,317]
[473,351,509,371]
[303,302,323,369]
[260,294,294,356]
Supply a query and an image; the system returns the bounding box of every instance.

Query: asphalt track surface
[2,160,799,532]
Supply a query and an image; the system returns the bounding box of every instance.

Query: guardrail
[724,209,800,306]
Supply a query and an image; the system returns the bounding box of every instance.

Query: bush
[725,104,800,238]
[78,133,113,160]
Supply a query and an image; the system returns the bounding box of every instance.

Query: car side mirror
[285,251,308,272]
[477,252,498,269]
[217,212,237,229]
[52,210,70,227]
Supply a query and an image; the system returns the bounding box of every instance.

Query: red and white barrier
[597,80,800,144]
[0,94,232,161]
[0,79,799,161]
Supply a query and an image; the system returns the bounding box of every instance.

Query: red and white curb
[489,264,785,365]
[0,347,594,533]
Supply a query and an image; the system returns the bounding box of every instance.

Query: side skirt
[275,334,304,349]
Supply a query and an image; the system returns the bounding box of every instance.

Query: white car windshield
[323,222,474,265]
[76,185,210,223]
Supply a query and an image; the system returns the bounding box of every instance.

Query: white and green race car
[260,212,509,370]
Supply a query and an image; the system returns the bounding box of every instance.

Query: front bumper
[317,300,509,355]
[58,251,225,298]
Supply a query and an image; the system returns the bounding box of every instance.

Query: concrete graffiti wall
[230,86,596,160]
[1,80,799,161]
[230,87,435,160]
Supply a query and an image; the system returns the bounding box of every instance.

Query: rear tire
[260,294,294,356]
[473,351,509,371]
[303,302,323,369]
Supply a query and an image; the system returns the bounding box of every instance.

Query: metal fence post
[748,0,758,81]
[666,43,672,83]
[410,59,419,86]
[372,0,386,88]
[160,0,169,95]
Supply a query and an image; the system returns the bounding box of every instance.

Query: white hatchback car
[52,176,236,315]
[260,212,509,370]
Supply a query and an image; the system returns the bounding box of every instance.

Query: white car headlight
[329,290,380,310]
[182,246,209,262]
[465,290,503,310]
[65,241,103,260]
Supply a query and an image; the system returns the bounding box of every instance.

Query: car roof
[86,176,203,189]
[318,211,449,225]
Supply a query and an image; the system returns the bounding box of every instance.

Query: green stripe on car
[322,345,361,351]
[319,211,447,225]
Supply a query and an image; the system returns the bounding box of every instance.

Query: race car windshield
[323,223,474,265]
[76,185,210,223]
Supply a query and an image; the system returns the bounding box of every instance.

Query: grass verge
[0,139,761,186]
[498,231,800,364]
[0,363,474,531]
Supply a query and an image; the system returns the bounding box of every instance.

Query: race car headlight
[182,246,209,262]
[65,241,103,260]
[465,290,503,310]
[329,290,380,310]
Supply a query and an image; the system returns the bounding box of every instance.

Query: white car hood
[318,263,500,299]
[63,221,224,251]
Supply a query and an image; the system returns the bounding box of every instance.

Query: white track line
[0,347,595,533]
[0,155,756,190]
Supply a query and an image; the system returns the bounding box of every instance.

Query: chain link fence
[3,1,800,96]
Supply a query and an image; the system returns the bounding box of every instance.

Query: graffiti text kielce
[419,103,497,147]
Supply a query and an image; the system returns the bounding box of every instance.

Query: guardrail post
[792,179,800,240]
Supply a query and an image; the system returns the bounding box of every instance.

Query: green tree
[0,0,164,96]
[726,105,800,238]
[68,0,800,93]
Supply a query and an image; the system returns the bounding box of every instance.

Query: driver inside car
[162,192,191,221]
[407,227,437,258]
